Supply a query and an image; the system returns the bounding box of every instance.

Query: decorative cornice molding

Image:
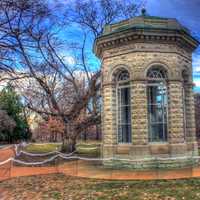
[102,79,188,87]
[94,28,199,58]
[102,49,192,62]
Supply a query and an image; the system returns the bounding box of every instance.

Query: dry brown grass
[1,173,200,200]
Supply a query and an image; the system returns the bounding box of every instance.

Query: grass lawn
[23,141,100,157]
[76,141,101,157]
[24,143,61,153]
[1,174,200,200]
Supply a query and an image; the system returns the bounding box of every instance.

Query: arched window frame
[147,66,168,142]
[182,69,189,140]
[115,69,132,144]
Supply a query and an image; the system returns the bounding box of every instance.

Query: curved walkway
[0,146,15,181]
[58,160,200,180]
[1,146,200,181]
[0,146,15,161]
[3,160,200,181]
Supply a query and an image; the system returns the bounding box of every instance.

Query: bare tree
[65,0,141,37]
[63,0,140,142]
[0,0,140,151]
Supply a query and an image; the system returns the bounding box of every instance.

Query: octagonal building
[94,12,199,168]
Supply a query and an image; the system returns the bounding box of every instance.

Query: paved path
[1,146,200,181]
[3,161,200,181]
[0,146,15,162]
[0,146,15,181]
[58,160,200,180]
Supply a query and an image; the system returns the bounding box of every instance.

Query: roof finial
[141,8,147,16]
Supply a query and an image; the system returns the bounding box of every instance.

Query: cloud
[194,75,200,91]
[193,54,200,73]
[192,53,200,91]
[58,50,76,66]
[194,78,200,86]
[62,55,75,65]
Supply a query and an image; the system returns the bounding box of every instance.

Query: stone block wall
[101,42,198,164]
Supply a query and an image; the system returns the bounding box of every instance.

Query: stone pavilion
[94,11,199,168]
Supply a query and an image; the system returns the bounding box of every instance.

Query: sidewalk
[1,146,200,181]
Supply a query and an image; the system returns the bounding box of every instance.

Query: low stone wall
[103,157,200,170]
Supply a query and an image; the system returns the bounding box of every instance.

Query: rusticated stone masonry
[95,15,199,168]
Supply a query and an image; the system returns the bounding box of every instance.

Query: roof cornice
[94,27,199,58]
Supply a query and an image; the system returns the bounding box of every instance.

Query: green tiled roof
[102,15,190,36]
[142,15,169,20]
[94,13,199,57]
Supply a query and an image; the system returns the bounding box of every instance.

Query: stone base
[102,142,199,169]
[103,157,199,170]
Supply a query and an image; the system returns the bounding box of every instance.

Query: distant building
[94,11,199,168]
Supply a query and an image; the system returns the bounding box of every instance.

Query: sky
[49,0,200,92]
[144,0,200,92]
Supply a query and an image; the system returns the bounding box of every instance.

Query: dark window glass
[148,84,167,142]
[118,86,131,143]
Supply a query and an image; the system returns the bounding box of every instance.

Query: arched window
[116,69,131,143]
[147,66,168,142]
[182,69,189,140]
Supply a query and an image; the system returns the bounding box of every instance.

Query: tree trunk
[95,125,99,140]
[84,131,87,141]
[61,137,76,153]
[61,125,76,153]
[68,137,76,152]
[61,132,66,152]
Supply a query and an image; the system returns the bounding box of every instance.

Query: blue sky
[144,0,200,92]
[49,0,200,92]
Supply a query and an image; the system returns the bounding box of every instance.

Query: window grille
[116,70,131,143]
[147,67,168,142]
